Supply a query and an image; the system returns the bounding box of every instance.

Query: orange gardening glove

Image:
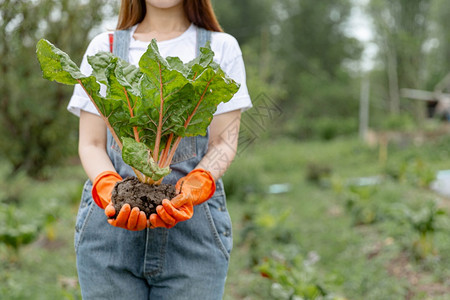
[150,169,215,228]
[105,203,147,231]
[92,171,147,231]
[92,171,122,209]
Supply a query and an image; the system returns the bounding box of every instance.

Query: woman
[68,0,252,299]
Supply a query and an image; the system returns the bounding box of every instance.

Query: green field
[1,134,450,299]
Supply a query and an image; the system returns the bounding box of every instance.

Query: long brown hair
[116,0,223,32]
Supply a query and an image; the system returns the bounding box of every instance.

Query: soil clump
[111,177,176,218]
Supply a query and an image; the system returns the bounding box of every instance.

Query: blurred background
[1,0,450,299]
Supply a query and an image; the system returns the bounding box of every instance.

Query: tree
[213,0,363,139]
[0,0,115,178]
[368,0,432,116]
[274,0,363,138]
[212,0,279,98]
[212,0,274,46]
[425,0,450,91]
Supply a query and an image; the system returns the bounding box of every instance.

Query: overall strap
[110,27,210,59]
[196,27,211,56]
[112,28,132,61]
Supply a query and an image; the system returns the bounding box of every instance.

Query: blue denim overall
[74,28,233,300]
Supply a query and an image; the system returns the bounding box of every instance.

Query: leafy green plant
[408,159,436,188]
[0,197,60,256]
[0,203,39,252]
[305,163,332,185]
[222,159,264,201]
[384,160,408,181]
[257,249,345,300]
[343,184,380,225]
[403,201,447,260]
[379,199,448,260]
[385,158,435,188]
[36,39,239,184]
[238,195,294,266]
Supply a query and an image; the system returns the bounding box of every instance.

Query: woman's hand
[92,170,147,231]
[150,169,215,228]
[105,204,148,231]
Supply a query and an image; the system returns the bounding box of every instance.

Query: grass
[223,134,450,299]
[0,163,85,299]
[1,133,450,299]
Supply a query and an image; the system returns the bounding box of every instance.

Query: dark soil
[111,177,176,218]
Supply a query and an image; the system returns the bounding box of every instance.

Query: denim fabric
[74,27,233,299]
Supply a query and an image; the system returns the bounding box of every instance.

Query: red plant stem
[153,62,164,162]
[77,80,147,182]
[123,87,140,142]
[77,79,122,149]
[183,82,210,127]
[163,137,182,168]
[163,77,214,168]
[159,133,173,167]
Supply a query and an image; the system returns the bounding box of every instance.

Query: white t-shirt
[68,23,252,117]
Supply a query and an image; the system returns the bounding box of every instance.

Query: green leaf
[36,39,106,122]
[104,62,138,142]
[186,43,215,72]
[87,51,117,84]
[122,137,171,181]
[138,39,194,150]
[36,37,240,181]
[166,56,189,77]
[183,63,240,136]
[36,39,86,84]
[139,40,190,110]
[116,59,144,96]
